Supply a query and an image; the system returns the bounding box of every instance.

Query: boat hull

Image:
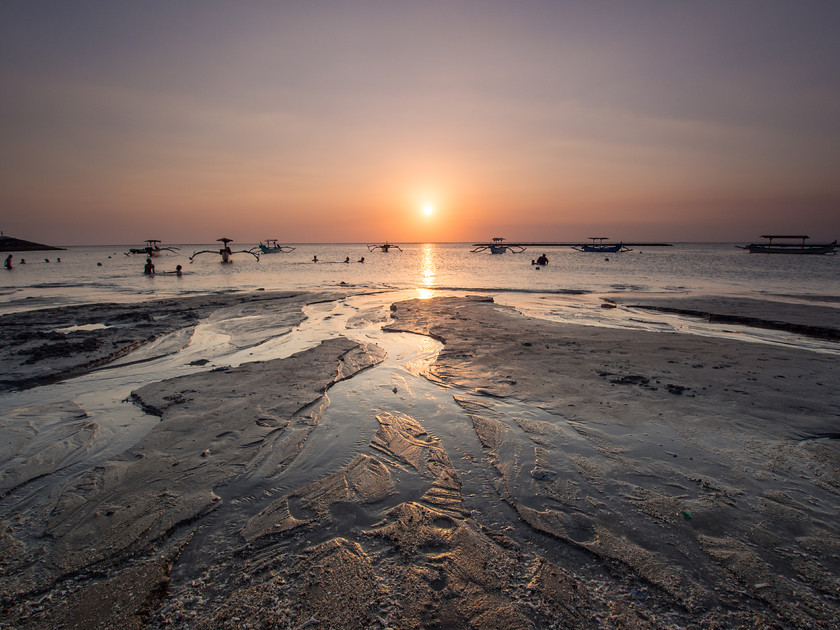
[572,242,626,253]
[581,244,623,253]
[258,244,295,254]
[743,241,837,255]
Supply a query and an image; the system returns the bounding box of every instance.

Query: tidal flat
[0,292,838,629]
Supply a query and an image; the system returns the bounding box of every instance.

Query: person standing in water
[4,255,12,269]
[144,257,155,275]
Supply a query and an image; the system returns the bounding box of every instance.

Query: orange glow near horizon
[1,5,839,245]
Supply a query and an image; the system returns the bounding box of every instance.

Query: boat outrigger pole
[190,238,260,263]
[367,242,402,252]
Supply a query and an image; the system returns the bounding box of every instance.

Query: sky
[2,1,840,246]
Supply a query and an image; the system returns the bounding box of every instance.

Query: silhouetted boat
[471,240,671,252]
[571,238,631,253]
[367,242,402,252]
[738,235,837,255]
[257,239,295,254]
[190,238,260,263]
[125,240,179,257]
[471,237,526,254]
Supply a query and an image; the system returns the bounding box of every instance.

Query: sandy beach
[1,291,838,629]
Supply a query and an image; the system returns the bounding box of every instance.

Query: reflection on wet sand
[0,291,838,628]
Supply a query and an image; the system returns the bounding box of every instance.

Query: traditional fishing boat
[571,238,631,253]
[367,242,402,252]
[738,235,838,255]
[257,239,295,254]
[190,238,260,263]
[125,240,179,257]
[471,237,526,254]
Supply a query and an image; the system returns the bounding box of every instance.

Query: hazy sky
[2,1,839,245]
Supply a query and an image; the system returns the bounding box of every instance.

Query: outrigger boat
[256,239,295,254]
[471,237,526,254]
[571,237,631,253]
[190,238,260,263]
[473,239,672,252]
[125,239,180,257]
[367,242,402,252]
[738,235,838,255]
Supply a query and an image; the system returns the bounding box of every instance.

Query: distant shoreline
[0,235,65,252]
[9,240,835,248]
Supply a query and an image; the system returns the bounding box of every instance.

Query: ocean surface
[2,241,839,315]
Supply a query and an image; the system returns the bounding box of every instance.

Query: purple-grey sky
[2,1,839,245]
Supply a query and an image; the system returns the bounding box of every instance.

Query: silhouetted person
[4,255,12,269]
[313,255,318,262]
[175,264,182,276]
[344,256,350,263]
[358,256,365,263]
[144,257,155,275]
[536,253,548,266]
[19,258,25,264]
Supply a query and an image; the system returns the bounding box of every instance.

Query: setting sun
[423,204,434,216]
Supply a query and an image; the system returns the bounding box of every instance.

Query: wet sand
[1,292,838,629]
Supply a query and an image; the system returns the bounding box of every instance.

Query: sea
[2,241,839,315]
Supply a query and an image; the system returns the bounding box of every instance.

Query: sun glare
[423,204,434,216]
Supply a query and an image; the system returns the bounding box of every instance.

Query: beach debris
[600,372,650,386]
[531,469,557,481]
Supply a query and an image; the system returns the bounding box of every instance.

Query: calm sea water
[1,242,838,315]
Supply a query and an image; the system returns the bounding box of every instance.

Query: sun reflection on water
[419,245,436,299]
